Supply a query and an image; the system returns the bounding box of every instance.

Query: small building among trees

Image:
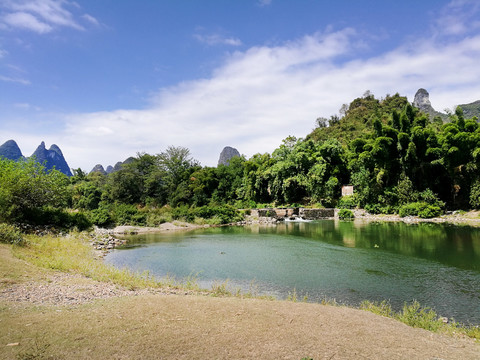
[341,185,354,197]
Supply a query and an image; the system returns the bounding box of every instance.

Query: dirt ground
[1,246,479,360]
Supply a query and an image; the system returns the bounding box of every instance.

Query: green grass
[360,300,480,340]
[12,232,181,291]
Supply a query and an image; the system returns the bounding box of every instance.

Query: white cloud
[257,0,272,7]
[10,0,83,30]
[194,32,242,47]
[0,0,89,33]
[0,74,30,85]
[52,24,480,171]
[2,11,52,33]
[13,102,41,111]
[81,13,99,26]
[433,0,480,36]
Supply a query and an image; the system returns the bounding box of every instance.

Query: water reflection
[265,220,480,271]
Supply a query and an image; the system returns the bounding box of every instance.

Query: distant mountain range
[0,140,72,176]
[413,88,480,121]
[458,100,480,119]
[90,146,242,175]
[89,157,135,175]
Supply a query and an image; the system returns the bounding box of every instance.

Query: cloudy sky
[1,0,480,171]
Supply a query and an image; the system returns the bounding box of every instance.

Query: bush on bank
[0,223,24,245]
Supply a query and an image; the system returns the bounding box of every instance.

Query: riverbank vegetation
[1,91,480,231]
[360,300,480,340]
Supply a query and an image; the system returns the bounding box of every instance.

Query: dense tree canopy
[2,91,480,228]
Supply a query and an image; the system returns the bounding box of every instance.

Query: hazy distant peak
[218,146,240,166]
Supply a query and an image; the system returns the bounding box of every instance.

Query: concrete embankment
[250,207,336,221]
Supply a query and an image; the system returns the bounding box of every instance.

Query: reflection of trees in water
[261,220,480,271]
[125,221,480,272]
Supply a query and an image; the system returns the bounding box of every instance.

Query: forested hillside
[1,91,480,231]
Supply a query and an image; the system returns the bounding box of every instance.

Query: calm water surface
[105,220,480,324]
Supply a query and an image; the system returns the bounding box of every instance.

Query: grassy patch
[0,223,24,245]
[210,280,232,297]
[12,232,179,291]
[360,300,480,340]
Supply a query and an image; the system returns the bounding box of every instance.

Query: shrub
[398,202,419,217]
[365,203,397,215]
[470,180,480,209]
[338,209,354,220]
[21,207,91,231]
[419,189,445,208]
[172,205,191,222]
[87,207,112,227]
[171,205,243,225]
[145,208,173,226]
[365,203,382,214]
[234,199,257,209]
[337,195,357,209]
[111,204,146,225]
[69,212,92,231]
[0,158,70,224]
[418,205,442,219]
[398,202,442,218]
[0,223,24,245]
[397,301,442,331]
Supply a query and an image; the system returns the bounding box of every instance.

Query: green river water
[105,220,480,324]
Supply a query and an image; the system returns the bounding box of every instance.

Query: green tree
[0,158,70,223]
[157,146,199,206]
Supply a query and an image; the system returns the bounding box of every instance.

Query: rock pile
[91,234,126,251]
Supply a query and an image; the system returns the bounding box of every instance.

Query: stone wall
[251,208,334,220]
[299,208,335,219]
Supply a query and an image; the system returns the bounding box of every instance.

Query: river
[104,220,480,324]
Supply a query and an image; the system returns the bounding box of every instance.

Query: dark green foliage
[365,203,397,215]
[0,158,71,225]
[172,205,242,224]
[87,207,113,227]
[337,195,357,209]
[22,207,91,231]
[469,180,480,208]
[338,209,354,220]
[72,181,102,210]
[398,202,442,218]
[111,204,146,226]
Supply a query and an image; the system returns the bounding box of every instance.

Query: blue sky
[1,0,480,171]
